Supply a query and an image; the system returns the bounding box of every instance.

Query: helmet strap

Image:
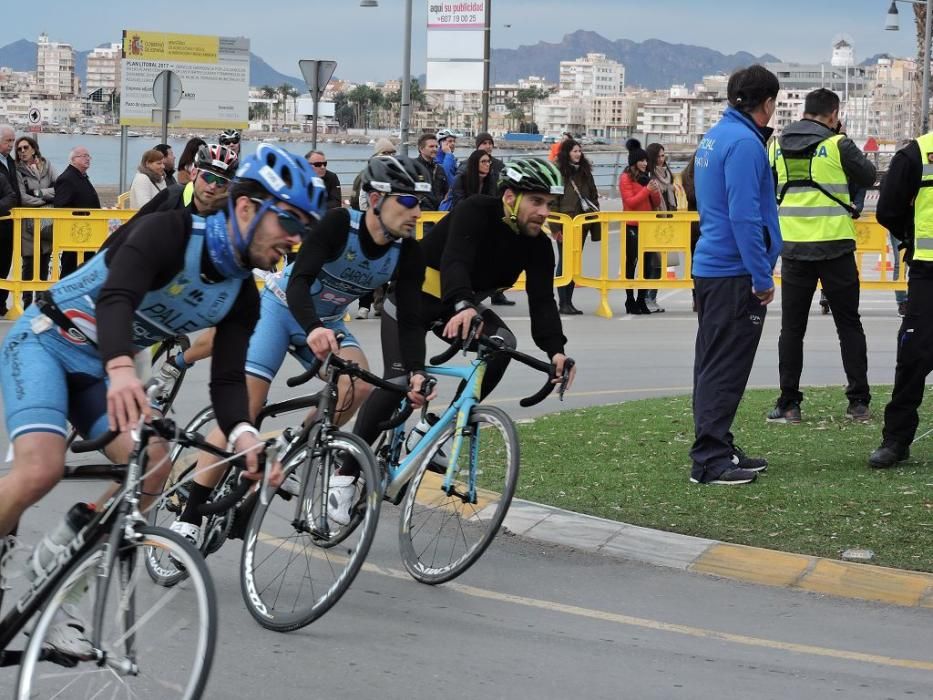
[502,191,522,233]
[228,197,275,267]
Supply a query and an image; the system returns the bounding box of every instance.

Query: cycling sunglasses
[200,171,230,187]
[263,201,312,238]
[388,193,423,209]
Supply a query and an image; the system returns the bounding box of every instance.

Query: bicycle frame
[382,358,486,503]
[0,425,152,662]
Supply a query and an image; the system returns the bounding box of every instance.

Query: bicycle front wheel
[399,405,519,585]
[240,430,382,632]
[18,526,217,700]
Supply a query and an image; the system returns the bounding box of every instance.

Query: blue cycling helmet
[235,143,326,218]
[222,143,327,265]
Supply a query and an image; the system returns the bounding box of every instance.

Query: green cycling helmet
[498,157,564,195]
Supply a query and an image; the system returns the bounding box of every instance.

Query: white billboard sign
[426,0,486,91]
[120,29,249,128]
[427,1,486,28]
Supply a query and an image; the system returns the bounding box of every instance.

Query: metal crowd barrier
[0,208,136,318]
[0,206,909,321]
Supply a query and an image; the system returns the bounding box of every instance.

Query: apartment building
[559,53,625,98]
[86,43,122,97]
[36,33,75,97]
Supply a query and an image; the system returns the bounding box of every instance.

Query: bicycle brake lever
[259,434,288,507]
[462,316,482,355]
[558,358,575,401]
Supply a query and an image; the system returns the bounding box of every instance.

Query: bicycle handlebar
[426,320,574,407]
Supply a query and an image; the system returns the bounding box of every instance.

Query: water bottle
[27,502,95,582]
[406,413,438,453]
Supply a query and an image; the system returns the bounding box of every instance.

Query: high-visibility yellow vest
[913,132,933,261]
[769,133,855,243]
[183,181,194,207]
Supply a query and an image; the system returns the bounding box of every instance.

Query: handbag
[570,179,600,241]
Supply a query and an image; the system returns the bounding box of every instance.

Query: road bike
[0,381,236,699]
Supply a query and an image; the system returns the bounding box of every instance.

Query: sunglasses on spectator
[310,161,327,167]
[252,198,312,238]
[388,194,423,209]
[16,145,32,152]
[200,171,230,187]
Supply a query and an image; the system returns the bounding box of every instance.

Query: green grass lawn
[516,386,933,572]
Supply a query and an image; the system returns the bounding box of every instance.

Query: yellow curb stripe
[691,543,933,608]
[690,544,813,587]
[800,559,933,607]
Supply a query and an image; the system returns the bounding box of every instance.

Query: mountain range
[1,31,789,93]
[491,31,781,89]
[0,38,306,91]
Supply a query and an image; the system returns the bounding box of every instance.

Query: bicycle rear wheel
[240,430,381,632]
[18,526,217,700]
[399,405,519,585]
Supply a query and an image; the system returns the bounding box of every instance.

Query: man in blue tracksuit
[690,65,783,485]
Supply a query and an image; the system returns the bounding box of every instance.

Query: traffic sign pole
[299,60,337,152]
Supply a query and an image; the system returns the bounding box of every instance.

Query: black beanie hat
[626,138,648,167]
[475,132,494,148]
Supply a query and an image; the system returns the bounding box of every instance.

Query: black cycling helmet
[219,128,241,145]
[360,155,432,196]
[498,157,564,195]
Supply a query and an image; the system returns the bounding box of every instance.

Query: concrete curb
[503,499,933,608]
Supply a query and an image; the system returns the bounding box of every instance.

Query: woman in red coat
[619,139,662,314]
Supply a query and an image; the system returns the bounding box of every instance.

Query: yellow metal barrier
[0,206,910,323]
[116,191,132,209]
[571,211,695,318]
[851,215,907,290]
[2,208,136,319]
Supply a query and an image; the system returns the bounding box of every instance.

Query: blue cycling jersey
[48,213,242,353]
[0,212,247,440]
[264,209,401,322]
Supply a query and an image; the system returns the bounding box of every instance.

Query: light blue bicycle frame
[382,357,487,503]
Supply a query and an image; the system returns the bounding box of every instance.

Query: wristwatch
[454,300,474,313]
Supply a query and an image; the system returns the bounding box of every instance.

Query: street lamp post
[887,0,933,132]
[361,0,413,153]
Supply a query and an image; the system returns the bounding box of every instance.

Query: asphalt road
[2,281,932,699]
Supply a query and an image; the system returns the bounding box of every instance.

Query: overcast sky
[0,0,916,83]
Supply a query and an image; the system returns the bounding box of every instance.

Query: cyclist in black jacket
[353,156,576,446]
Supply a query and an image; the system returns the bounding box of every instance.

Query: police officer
[868,130,933,467]
[766,88,876,424]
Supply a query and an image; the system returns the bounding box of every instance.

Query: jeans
[625,225,661,303]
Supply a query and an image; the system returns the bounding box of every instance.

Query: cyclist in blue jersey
[173,155,434,539]
[0,143,324,653]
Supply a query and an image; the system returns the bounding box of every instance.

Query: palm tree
[278,83,298,127]
[260,85,278,128]
[915,4,928,133]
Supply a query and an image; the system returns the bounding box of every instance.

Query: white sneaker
[327,475,358,526]
[169,520,203,548]
[355,307,370,320]
[43,605,94,660]
[168,520,202,568]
